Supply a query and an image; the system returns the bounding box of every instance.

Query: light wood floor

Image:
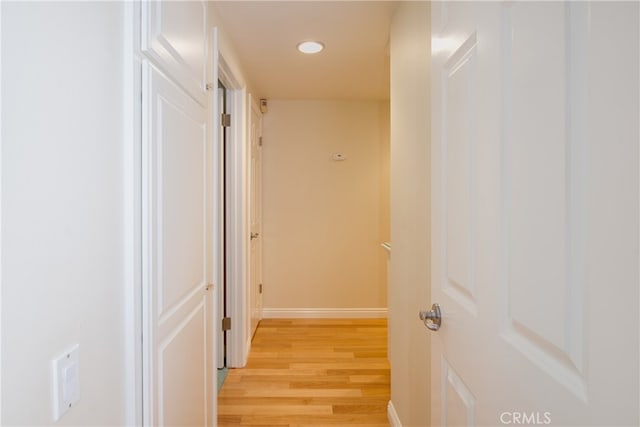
[218,318,390,427]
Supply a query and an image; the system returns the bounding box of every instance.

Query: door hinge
[221,113,231,127]
[259,136,263,147]
[259,283,263,294]
[222,317,231,331]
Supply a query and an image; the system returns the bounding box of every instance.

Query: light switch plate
[52,344,80,421]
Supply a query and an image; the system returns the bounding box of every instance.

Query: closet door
[142,62,213,426]
[139,1,213,425]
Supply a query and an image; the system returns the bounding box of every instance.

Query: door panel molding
[441,356,475,427]
[499,1,587,401]
[154,88,207,321]
[141,0,207,106]
[442,32,479,316]
[157,299,207,426]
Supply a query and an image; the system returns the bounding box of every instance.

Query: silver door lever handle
[419,303,441,331]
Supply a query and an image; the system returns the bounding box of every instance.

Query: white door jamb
[217,51,250,368]
[123,1,143,424]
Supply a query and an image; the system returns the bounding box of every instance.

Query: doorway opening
[218,79,230,367]
[215,57,250,369]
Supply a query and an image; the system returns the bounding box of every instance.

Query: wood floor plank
[289,362,389,370]
[218,318,390,426]
[218,405,333,416]
[236,414,390,425]
[241,389,363,398]
[218,397,389,407]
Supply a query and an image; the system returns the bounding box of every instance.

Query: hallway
[218,319,390,426]
[1,2,638,426]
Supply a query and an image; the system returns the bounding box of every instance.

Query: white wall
[1,3,127,425]
[261,99,389,313]
[388,2,431,425]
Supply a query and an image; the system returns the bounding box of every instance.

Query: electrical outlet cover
[52,344,80,421]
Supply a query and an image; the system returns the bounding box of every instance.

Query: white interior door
[142,62,214,426]
[249,97,264,337]
[430,2,638,426]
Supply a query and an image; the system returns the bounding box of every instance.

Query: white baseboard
[387,400,403,427]
[262,308,388,319]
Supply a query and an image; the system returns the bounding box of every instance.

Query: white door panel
[142,62,213,426]
[431,2,638,426]
[501,1,586,398]
[142,0,207,106]
[159,303,206,426]
[443,31,478,315]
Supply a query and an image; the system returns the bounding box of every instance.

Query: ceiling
[212,1,399,100]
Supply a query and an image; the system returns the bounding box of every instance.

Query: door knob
[419,303,441,331]
[250,232,259,240]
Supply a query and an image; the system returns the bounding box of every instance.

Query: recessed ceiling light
[297,41,324,54]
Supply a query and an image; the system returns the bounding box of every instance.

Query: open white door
[430,2,638,426]
[249,96,264,338]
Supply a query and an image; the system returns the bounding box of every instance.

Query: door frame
[123,1,143,424]
[248,94,264,338]
[0,2,4,421]
[213,36,250,368]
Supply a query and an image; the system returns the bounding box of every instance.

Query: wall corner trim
[387,400,403,427]
[262,308,388,319]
